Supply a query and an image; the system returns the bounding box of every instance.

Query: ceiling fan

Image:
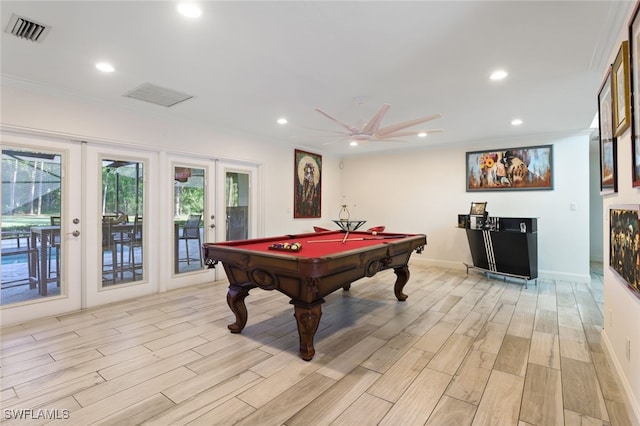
[313,100,443,146]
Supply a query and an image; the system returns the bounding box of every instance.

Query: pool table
[202,230,426,360]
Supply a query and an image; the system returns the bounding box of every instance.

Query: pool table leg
[227,285,251,333]
[292,300,324,361]
[393,265,410,301]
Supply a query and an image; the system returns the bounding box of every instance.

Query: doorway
[83,145,158,307]
[1,138,83,324]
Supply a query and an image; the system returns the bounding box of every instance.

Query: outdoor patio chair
[1,231,39,287]
[178,214,203,267]
[49,216,61,285]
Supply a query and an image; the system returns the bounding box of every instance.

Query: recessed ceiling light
[95,62,115,73]
[511,118,523,126]
[277,118,288,125]
[490,70,508,80]
[177,3,202,18]
[350,141,358,146]
[417,132,428,138]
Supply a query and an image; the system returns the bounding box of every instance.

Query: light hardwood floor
[0,263,632,425]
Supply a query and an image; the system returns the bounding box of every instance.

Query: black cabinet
[460,216,538,286]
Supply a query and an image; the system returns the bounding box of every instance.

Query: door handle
[66,230,80,237]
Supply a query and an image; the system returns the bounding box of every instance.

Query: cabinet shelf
[459,216,538,287]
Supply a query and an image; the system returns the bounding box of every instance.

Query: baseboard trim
[411,258,465,270]
[601,329,640,425]
[412,258,591,284]
[537,269,591,284]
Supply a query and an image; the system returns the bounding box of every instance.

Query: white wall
[589,130,604,262]
[340,132,591,282]
[601,129,640,423]
[597,4,640,422]
[0,83,343,238]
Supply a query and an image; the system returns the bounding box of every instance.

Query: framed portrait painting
[466,144,553,191]
[609,205,640,298]
[294,149,322,218]
[598,68,618,194]
[612,40,631,137]
[629,2,640,186]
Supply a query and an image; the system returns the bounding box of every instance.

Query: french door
[166,157,260,289]
[216,161,259,243]
[83,145,158,307]
[211,161,260,283]
[1,136,261,323]
[166,156,216,290]
[0,134,82,324]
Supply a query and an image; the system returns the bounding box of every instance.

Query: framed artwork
[598,68,618,194]
[294,149,322,218]
[457,214,469,228]
[629,2,640,186]
[466,144,553,191]
[609,205,640,298]
[469,202,487,216]
[613,40,631,137]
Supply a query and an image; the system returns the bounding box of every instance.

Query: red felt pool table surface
[202,230,426,360]
[221,230,414,257]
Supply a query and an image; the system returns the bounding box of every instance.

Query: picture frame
[469,201,487,216]
[629,2,640,186]
[598,68,618,194]
[609,205,640,298]
[613,40,631,137]
[294,149,322,218]
[466,144,553,191]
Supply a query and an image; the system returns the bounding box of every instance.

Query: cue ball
[372,231,377,236]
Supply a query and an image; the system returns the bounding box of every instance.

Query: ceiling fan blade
[375,113,442,137]
[361,104,391,134]
[374,129,444,139]
[315,108,358,133]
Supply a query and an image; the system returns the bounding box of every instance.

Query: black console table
[459,216,538,288]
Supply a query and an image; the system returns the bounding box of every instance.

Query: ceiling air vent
[4,13,50,42]
[124,83,193,108]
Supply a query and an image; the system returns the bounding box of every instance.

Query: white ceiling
[0,1,631,156]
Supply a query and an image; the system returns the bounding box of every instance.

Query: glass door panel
[226,171,249,241]
[2,148,62,302]
[218,162,259,244]
[0,138,82,324]
[101,159,144,286]
[174,166,205,274]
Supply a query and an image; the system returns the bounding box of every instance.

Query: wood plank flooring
[0,263,632,425]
